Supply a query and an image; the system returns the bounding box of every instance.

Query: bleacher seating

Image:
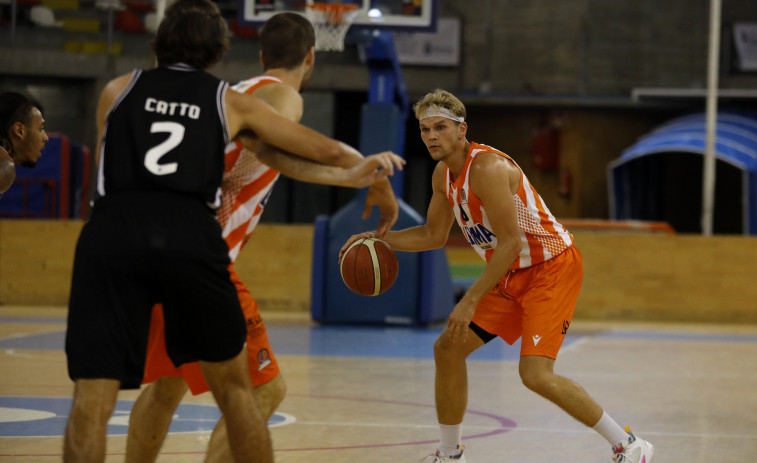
[143,11,157,32]
[229,17,258,38]
[29,4,62,26]
[124,0,153,12]
[115,10,144,32]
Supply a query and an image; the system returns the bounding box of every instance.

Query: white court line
[560,336,591,352]
[507,426,757,440]
[291,421,757,439]
[0,333,30,341]
[4,349,63,360]
[0,329,64,342]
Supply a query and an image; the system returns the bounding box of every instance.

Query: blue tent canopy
[609,111,757,234]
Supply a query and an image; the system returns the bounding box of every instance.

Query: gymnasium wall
[461,106,675,220]
[3,0,757,152]
[2,220,756,324]
[451,0,757,95]
[3,0,757,227]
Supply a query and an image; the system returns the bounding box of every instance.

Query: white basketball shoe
[424,446,466,462]
[612,427,654,463]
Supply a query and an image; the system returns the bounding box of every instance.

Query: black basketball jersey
[97,64,231,208]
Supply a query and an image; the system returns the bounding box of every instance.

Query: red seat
[125,0,154,12]
[115,10,145,33]
[229,18,258,39]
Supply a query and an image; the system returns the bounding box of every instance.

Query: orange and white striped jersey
[216,76,283,262]
[445,141,573,269]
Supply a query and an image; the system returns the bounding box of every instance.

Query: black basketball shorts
[65,194,246,389]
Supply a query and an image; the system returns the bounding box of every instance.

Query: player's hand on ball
[339,231,376,264]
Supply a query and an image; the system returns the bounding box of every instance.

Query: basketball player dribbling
[341,89,653,463]
[125,12,403,463]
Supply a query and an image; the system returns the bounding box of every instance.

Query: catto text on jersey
[144,98,201,119]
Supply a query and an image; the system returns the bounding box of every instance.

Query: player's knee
[262,374,287,408]
[519,370,540,392]
[201,351,252,394]
[518,363,552,393]
[69,399,109,429]
[274,375,287,403]
[433,334,449,358]
[71,379,119,426]
[151,377,188,409]
[433,334,463,361]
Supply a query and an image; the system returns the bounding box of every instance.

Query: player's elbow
[427,230,449,250]
[0,177,12,195]
[499,235,521,254]
[0,166,16,194]
[322,143,344,165]
[321,141,363,167]
[304,139,342,165]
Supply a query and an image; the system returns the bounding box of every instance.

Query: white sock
[592,411,629,447]
[439,423,463,456]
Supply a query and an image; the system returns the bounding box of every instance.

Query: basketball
[340,238,398,296]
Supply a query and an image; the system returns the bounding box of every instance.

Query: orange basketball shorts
[142,263,280,395]
[471,245,583,359]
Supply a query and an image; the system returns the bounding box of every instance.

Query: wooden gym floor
[0,305,756,462]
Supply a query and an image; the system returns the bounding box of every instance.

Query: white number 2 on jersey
[145,121,184,175]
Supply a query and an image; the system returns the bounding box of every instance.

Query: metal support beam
[702,0,721,236]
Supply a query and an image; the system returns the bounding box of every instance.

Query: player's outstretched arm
[230,88,402,236]
[363,177,398,238]
[226,90,349,165]
[339,162,455,261]
[255,146,404,188]
[323,140,401,236]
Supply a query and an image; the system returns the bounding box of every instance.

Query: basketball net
[306,3,359,52]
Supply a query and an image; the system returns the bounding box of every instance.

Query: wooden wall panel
[0,220,83,305]
[2,221,756,323]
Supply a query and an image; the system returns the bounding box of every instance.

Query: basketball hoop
[306,2,359,52]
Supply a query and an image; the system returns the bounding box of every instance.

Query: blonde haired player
[341,89,653,463]
[125,12,402,463]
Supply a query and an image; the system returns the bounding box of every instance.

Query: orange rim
[307,2,358,24]
[307,3,359,13]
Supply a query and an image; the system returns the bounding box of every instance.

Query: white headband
[418,105,464,123]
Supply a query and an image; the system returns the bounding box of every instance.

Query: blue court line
[0,396,290,438]
[265,323,532,361]
[0,397,224,437]
[1,319,756,361]
[0,331,64,350]
[0,325,532,361]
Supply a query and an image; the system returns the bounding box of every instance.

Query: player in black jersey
[63,0,404,461]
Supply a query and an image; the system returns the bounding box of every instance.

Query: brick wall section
[443,0,757,94]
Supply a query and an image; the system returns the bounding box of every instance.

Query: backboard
[239,0,437,32]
